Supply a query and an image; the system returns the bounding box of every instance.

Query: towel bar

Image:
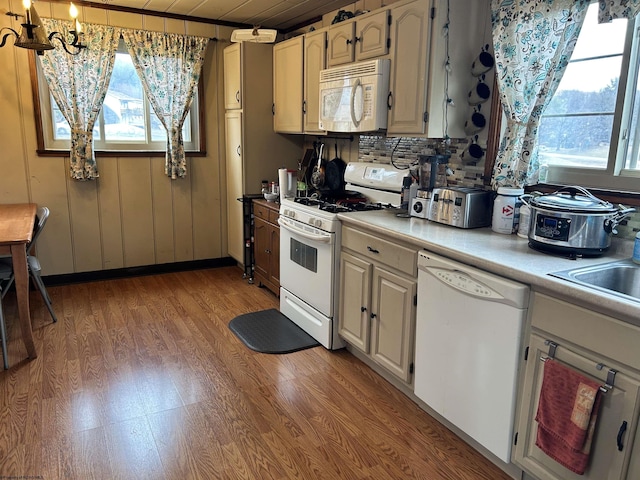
[538,339,616,394]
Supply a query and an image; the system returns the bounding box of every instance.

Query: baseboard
[42,257,239,286]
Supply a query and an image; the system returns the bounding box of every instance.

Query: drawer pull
[617,421,628,451]
[367,246,379,254]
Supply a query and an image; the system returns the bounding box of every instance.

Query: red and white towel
[535,359,603,475]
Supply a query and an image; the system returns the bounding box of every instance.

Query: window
[35,39,202,154]
[537,2,640,192]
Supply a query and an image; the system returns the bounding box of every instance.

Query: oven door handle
[278,218,333,243]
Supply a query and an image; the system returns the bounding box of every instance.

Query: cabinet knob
[346,38,352,45]
[265,249,271,254]
[354,36,361,43]
[361,306,367,312]
[370,313,377,319]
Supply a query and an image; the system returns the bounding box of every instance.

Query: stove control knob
[287,210,295,219]
[315,219,323,228]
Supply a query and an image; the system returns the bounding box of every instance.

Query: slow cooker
[523,186,635,257]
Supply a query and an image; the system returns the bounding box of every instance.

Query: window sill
[525,183,640,207]
[36,149,207,158]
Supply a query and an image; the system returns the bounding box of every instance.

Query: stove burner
[294,197,322,206]
[320,204,352,213]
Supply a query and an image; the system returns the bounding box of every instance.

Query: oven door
[278,215,336,316]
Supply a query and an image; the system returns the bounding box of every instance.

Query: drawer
[531,292,640,371]
[254,202,270,221]
[269,209,280,225]
[342,226,417,276]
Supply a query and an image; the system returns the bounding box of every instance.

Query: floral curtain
[122,31,208,179]
[39,20,120,180]
[490,0,590,188]
[598,0,640,22]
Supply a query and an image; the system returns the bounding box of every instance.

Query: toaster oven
[428,187,493,228]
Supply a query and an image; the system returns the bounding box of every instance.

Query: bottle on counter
[516,202,531,239]
[633,231,640,264]
[492,187,525,234]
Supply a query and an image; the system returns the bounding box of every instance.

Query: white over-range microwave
[319,58,390,133]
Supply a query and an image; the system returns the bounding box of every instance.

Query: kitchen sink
[550,259,640,303]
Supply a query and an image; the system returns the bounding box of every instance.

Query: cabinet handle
[302,100,307,114]
[370,313,377,319]
[272,103,275,115]
[346,38,352,45]
[617,421,628,451]
[237,145,241,156]
[354,36,361,43]
[361,306,367,312]
[367,246,379,254]
[265,249,271,254]
[236,91,240,103]
[387,91,393,110]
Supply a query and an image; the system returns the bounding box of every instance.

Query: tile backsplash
[358,134,487,189]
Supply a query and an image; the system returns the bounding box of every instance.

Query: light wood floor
[0,266,513,479]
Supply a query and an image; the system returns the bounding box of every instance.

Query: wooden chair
[0,206,58,324]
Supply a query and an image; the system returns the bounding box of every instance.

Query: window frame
[29,47,207,157]
[486,9,640,201]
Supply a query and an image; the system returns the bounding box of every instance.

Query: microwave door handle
[277,218,332,243]
[350,78,362,127]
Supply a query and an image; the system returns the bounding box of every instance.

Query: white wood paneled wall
[0,1,234,275]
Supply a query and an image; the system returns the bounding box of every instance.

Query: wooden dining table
[0,203,38,359]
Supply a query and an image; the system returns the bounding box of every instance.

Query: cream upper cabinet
[339,225,417,384]
[273,36,304,133]
[513,293,640,480]
[387,0,432,135]
[327,9,389,67]
[303,29,327,134]
[223,43,241,110]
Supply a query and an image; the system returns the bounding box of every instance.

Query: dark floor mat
[228,309,320,354]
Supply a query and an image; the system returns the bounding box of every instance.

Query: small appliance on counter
[410,154,450,218]
[427,187,494,228]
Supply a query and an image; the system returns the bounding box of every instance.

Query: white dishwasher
[414,250,529,463]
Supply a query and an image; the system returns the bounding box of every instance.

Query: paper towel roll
[278,168,296,201]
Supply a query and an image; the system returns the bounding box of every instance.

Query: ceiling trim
[49,0,253,29]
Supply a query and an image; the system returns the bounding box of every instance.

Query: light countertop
[338,209,640,326]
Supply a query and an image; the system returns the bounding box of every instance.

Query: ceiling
[82,0,357,31]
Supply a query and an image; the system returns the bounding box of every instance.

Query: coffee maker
[410,154,450,218]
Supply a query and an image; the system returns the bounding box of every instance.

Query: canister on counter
[492,187,524,234]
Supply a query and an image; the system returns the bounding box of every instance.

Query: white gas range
[278,162,409,350]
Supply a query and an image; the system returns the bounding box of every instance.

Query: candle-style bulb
[75,19,82,33]
[22,0,31,9]
[69,3,78,19]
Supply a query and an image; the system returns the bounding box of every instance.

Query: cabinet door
[303,29,327,134]
[273,36,304,133]
[355,10,389,61]
[269,223,280,287]
[223,43,241,110]
[339,252,372,353]
[254,216,270,280]
[387,0,432,135]
[370,267,416,383]
[514,334,640,480]
[225,111,244,263]
[327,21,355,66]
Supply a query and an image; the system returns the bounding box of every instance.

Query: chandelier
[0,0,86,55]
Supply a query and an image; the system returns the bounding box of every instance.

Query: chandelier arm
[48,31,85,55]
[0,27,20,48]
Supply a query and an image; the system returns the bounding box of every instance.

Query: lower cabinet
[339,226,417,383]
[513,293,640,480]
[253,200,280,296]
